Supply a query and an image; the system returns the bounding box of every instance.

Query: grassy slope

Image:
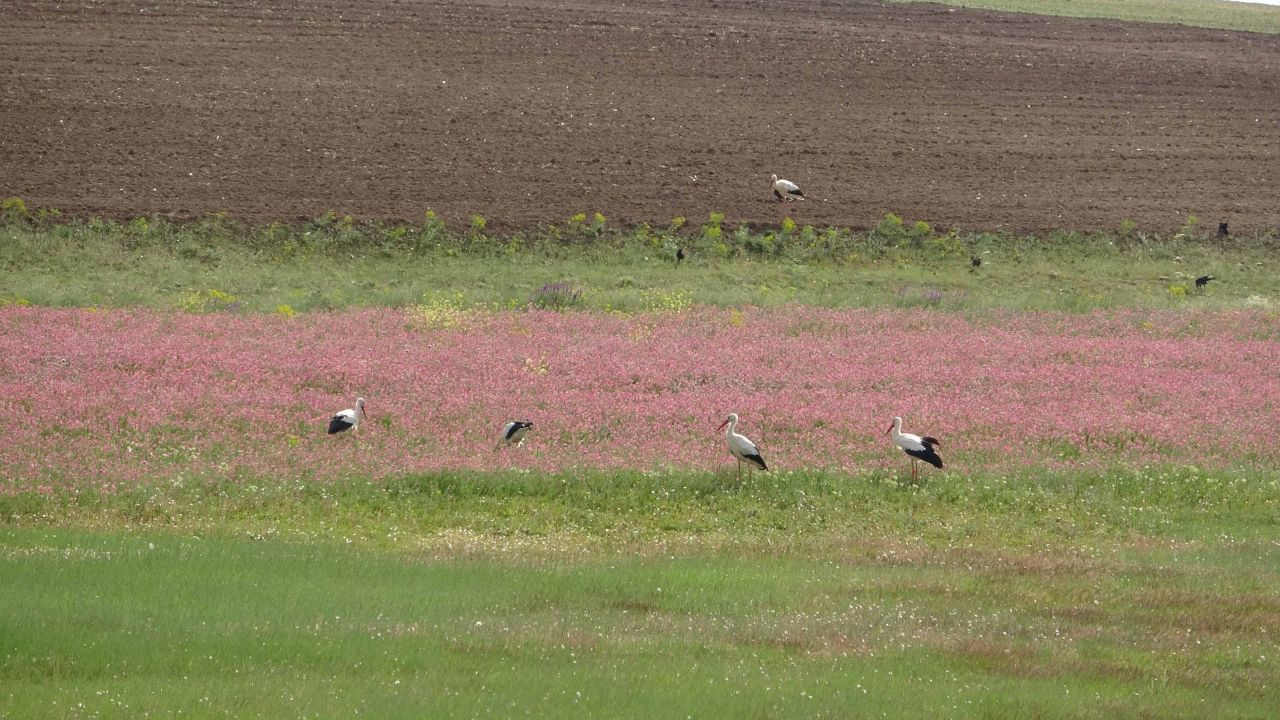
[2,217,1277,313]
[4,526,1278,716]
[898,0,1280,34]
[3,469,1279,718]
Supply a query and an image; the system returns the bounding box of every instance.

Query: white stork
[717,413,768,481]
[770,173,805,202]
[886,416,942,481]
[498,420,534,448]
[327,397,367,435]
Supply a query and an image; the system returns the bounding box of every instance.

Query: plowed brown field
[2,0,1278,232]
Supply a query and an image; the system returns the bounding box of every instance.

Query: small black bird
[1195,274,1215,289]
[970,254,982,269]
[1217,222,1229,238]
[676,247,685,265]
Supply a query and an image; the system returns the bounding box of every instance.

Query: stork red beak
[361,406,368,418]
[884,423,893,435]
[716,419,730,431]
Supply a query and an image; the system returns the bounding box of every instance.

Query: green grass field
[3,212,1277,314]
[899,0,1280,34]
[4,467,1279,718]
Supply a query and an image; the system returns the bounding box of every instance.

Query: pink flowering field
[2,306,1278,490]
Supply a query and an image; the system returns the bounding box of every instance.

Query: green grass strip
[3,211,1277,313]
[894,0,1280,35]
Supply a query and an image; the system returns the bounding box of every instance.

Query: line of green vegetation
[4,466,1276,547]
[3,465,1278,718]
[895,0,1280,34]
[2,201,1277,314]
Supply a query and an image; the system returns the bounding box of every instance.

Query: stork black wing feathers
[905,447,943,469]
[505,421,533,440]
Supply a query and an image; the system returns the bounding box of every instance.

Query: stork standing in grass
[770,173,805,202]
[328,397,367,435]
[886,416,942,481]
[717,413,768,482]
[498,420,534,448]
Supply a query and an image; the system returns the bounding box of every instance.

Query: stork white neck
[718,412,746,439]
[888,415,905,442]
